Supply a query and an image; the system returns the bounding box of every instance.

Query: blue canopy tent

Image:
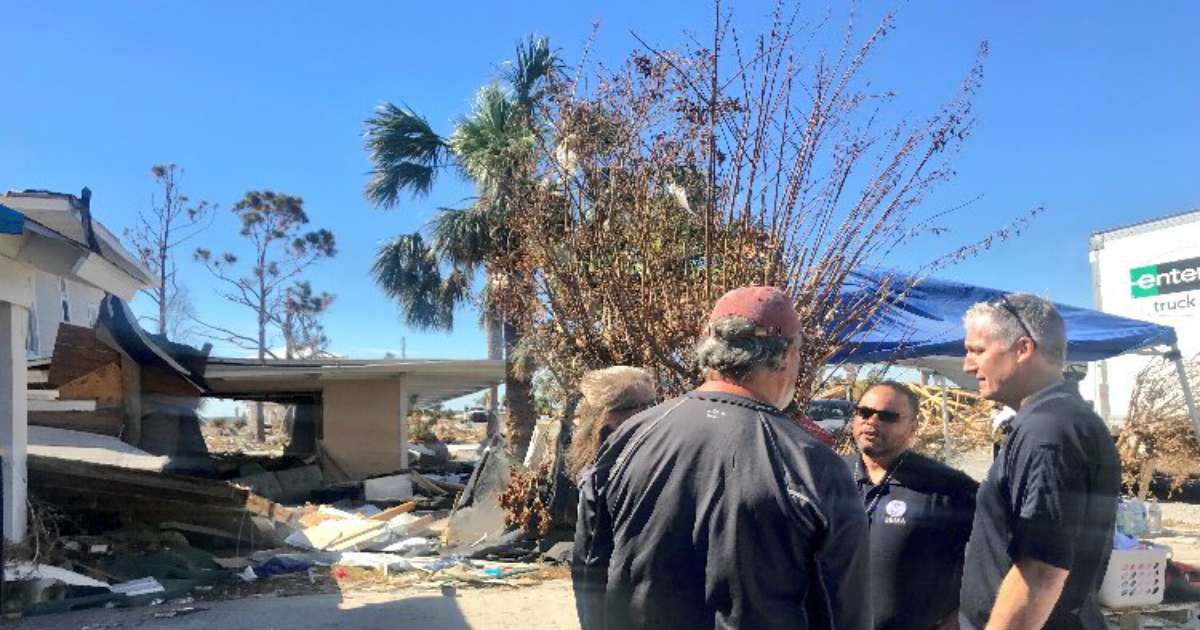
[831,271,1178,364]
[828,270,1199,436]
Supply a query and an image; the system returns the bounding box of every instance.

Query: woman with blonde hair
[565,366,657,481]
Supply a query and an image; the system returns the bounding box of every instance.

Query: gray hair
[694,316,798,381]
[963,293,1067,365]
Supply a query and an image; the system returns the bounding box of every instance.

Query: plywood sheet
[58,363,123,407]
[48,324,120,386]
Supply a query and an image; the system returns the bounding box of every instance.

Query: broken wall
[319,379,409,480]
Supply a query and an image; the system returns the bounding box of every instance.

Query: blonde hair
[565,366,655,480]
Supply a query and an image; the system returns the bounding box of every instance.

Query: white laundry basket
[1098,544,1170,608]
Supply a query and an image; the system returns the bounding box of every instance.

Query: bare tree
[506,6,1036,404]
[195,191,336,439]
[278,281,335,359]
[125,164,213,339]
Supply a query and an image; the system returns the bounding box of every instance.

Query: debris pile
[5,425,567,619]
[908,384,999,457]
[499,461,556,538]
[1117,355,1200,494]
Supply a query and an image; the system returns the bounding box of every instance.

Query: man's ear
[1015,336,1038,363]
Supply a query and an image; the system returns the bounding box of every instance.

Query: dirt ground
[1150,501,1200,564]
[5,580,582,630]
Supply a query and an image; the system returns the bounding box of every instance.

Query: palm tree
[364,36,557,458]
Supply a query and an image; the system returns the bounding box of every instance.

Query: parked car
[805,399,855,435]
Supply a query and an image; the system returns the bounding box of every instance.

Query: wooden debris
[28,407,123,436]
[371,502,418,521]
[290,512,424,552]
[47,324,120,387]
[27,454,294,549]
[58,362,123,407]
[1117,355,1200,494]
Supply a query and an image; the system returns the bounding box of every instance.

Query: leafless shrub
[1118,354,1200,494]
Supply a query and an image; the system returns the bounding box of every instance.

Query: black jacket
[573,391,871,630]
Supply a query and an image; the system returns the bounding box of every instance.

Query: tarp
[831,270,1178,364]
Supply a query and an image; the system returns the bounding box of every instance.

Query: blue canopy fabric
[830,270,1178,364]
[0,204,24,235]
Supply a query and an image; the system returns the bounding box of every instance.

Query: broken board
[58,362,124,407]
[47,324,120,387]
[28,454,292,549]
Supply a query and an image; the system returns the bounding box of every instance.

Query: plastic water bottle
[1128,499,1147,535]
[1116,499,1131,535]
[1147,498,1163,535]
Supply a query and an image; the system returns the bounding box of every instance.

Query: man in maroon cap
[573,286,870,630]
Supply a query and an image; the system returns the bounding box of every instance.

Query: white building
[0,190,154,359]
[0,188,155,541]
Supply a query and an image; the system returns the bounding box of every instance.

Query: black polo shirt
[960,381,1120,630]
[843,451,978,630]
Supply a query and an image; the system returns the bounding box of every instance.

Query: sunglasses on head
[610,400,655,415]
[987,293,1036,346]
[854,405,904,423]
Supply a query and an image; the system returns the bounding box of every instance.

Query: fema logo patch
[883,500,908,524]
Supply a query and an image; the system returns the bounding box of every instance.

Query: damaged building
[1,189,503,551]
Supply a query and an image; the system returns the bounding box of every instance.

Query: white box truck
[1085,208,1200,427]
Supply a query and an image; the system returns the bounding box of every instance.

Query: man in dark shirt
[573,286,870,630]
[843,382,978,630]
[960,294,1120,630]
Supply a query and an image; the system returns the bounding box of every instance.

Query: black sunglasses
[854,405,904,423]
[987,293,1036,345]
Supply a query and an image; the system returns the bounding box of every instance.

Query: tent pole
[941,374,951,462]
[1166,346,1200,439]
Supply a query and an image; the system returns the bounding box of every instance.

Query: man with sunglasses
[574,286,869,630]
[844,382,978,630]
[960,294,1119,630]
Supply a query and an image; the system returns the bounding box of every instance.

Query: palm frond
[451,85,535,189]
[371,233,469,331]
[506,36,560,112]
[364,103,451,207]
[430,205,493,274]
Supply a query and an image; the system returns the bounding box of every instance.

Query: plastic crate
[1098,544,1170,608]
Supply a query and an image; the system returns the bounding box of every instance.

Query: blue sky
[2,1,1197,379]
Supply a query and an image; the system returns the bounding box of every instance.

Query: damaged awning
[204,357,504,408]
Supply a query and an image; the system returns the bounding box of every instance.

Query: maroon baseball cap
[708,286,801,338]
